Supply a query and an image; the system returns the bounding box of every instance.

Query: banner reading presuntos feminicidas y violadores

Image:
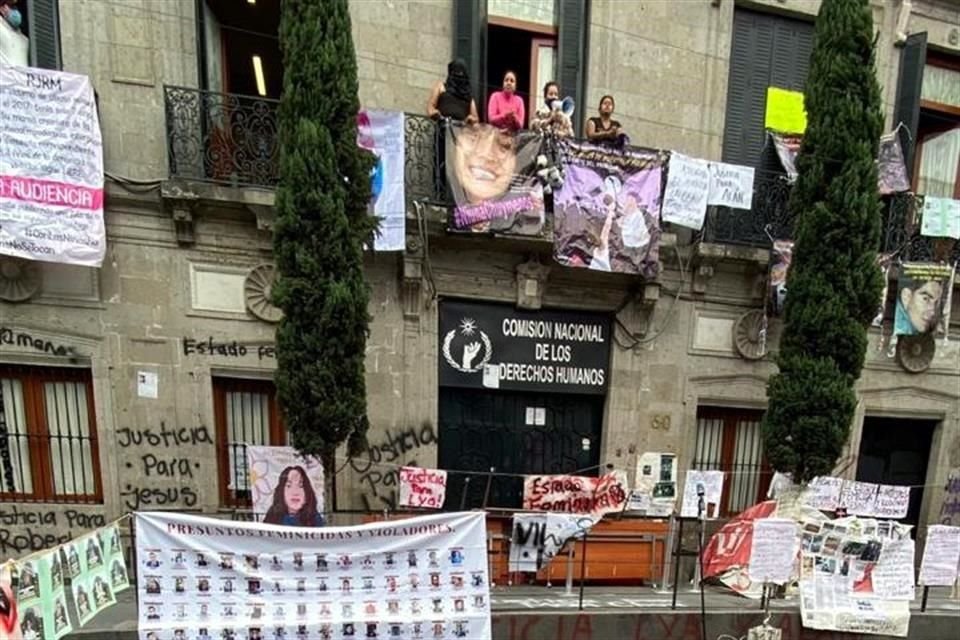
[0,64,105,266]
[135,511,491,640]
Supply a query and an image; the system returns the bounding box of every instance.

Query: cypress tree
[273,0,377,459]
[762,0,884,482]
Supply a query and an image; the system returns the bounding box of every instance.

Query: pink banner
[0,176,103,211]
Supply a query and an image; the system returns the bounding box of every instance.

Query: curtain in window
[225,390,271,493]
[0,379,31,493]
[917,128,960,198]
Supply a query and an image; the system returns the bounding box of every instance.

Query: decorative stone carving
[402,236,425,320]
[732,309,768,360]
[244,263,283,323]
[896,334,935,374]
[0,257,42,302]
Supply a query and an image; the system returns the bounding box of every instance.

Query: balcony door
[202,0,282,98]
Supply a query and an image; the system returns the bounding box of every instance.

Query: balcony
[161,86,955,264]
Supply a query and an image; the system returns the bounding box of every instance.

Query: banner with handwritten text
[661,152,710,230]
[708,162,755,209]
[399,467,448,510]
[0,65,105,266]
[522,472,628,517]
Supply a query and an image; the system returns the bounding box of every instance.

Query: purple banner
[553,142,665,277]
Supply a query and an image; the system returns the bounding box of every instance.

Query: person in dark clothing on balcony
[586,95,625,146]
[427,59,478,124]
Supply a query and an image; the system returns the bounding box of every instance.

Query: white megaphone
[550,96,576,118]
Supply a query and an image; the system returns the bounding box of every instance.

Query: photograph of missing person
[895,263,954,336]
[446,122,545,235]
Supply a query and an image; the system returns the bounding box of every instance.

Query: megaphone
[550,96,576,117]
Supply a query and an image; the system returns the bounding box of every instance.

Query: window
[692,406,771,517]
[914,55,960,198]
[213,377,283,508]
[0,0,61,69]
[722,9,814,166]
[0,364,101,502]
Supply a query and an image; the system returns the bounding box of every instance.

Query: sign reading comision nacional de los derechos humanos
[438,300,611,394]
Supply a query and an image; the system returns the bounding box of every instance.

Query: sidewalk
[68,584,960,640]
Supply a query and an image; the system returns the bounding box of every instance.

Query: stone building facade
[1,0,959,558]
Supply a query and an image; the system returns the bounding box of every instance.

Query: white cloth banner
[661,153,711,230]
[918,525,960,586]
[246,446,326,525]
[707,162,755,209]
[507,513,596,573]
[357,109,406,251]
[398,467,448,510]
[135,511,491,640]
[0,64,105,266]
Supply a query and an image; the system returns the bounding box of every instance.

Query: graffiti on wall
[117,423,213,510]
[0,505,106,555]
[349,422,437,511]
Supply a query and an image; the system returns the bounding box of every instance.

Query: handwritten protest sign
[764,87,806,134]
[508,513,597,573]
[941,468,960,526]
[522,471,628,517]
[708,162,755,209]
[804,477,844,511]
[748,518,798,584]
[680,470,725,518]
[399,466,448,509]
[920,196,960,240]
[872,538,916,601]
[839,480,878,516]
[661,153,711,230]
[918,525,960,586]
[873,485,910,519]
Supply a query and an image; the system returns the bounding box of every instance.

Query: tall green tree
[763,0,884,482]
[273,0,376,459]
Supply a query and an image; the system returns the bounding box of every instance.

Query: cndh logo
[442,318,492,373]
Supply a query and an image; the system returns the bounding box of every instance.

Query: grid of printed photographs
[137,545,490,640]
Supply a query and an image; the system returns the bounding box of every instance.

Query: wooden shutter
[893,32,927,174]
[454,0,486,118]
[722,9,814,166]
[26,0,61,70]
[557,0,587,137]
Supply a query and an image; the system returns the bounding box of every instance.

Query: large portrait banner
[554,141,665,277]
[446,122,545,236]
[135,511,491,640]
[246,446,326,526]
[894,263,955,336]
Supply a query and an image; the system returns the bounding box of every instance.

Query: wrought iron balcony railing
[160,90,955,263]
[164,85,281,188]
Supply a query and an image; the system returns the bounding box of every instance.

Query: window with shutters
[692,406,772,517]
[914,53,960,199]
[722,9,814,167]
[0,0,62,69]
[213,376,284,508]
[0,364,102,503]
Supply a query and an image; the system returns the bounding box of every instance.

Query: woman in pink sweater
[487,70,525,131]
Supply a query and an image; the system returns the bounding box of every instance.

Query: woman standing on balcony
[427,59,478,124]
[487,70,525,132]
[586,95,625,145]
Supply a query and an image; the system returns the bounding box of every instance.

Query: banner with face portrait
[246,446,326,526]
[446,122,546,236]
[135,511,492,640]
[553,141,665,277]
[894,263,955,336]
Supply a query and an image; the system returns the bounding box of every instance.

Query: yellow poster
[765,87,807,134]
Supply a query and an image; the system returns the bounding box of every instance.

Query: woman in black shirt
[586,94,624,145]
[427,59,478,124]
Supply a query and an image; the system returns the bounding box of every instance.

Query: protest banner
[708,161,755,210]
[680,470,724,519]
[895,263,955,336]
[660,152,710,230]
[918,525,960,586]
[941,468,960,526]
[799,516,913,637]
[873,485,910,519]
[246,446,325,526]
[804,477,844,512]
[446,122,545,236]
[0,65,105,266]
[64,531,116,627]
[748,518,799,585]
[356,110,405,251]
[702,501,779,596]
[554,141,664,277]
[920,196,960,240]
[839,481,879,516]
[508,513,597,573]
[398,467,448,510]
[629,452,677,517]
[522,471,628,517]
[135,511,491,640]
